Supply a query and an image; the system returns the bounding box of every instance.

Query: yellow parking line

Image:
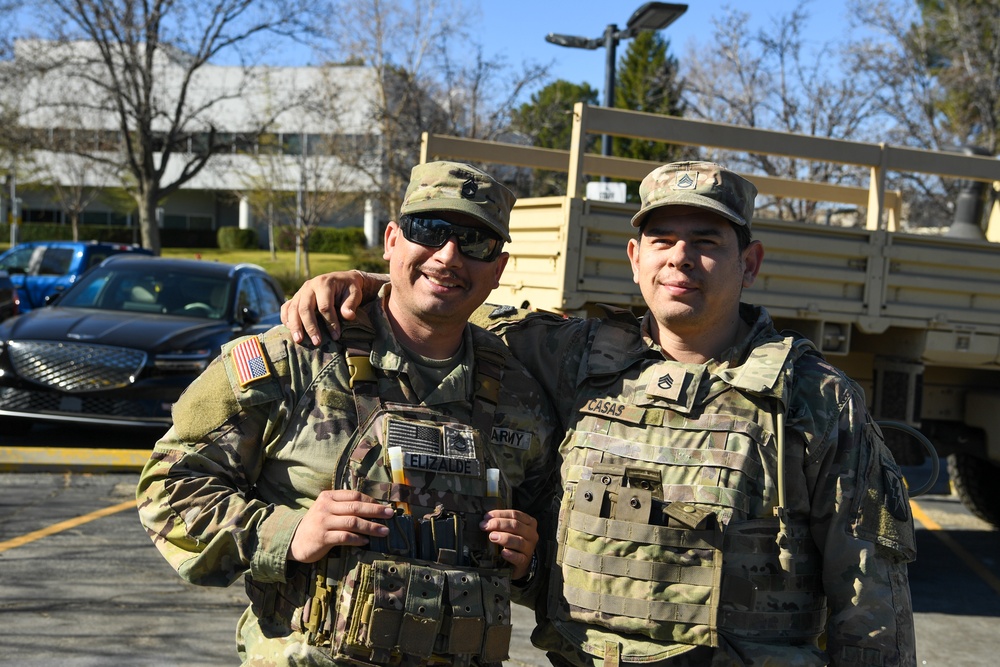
[910,499,1000,597]
[0,499,136,554]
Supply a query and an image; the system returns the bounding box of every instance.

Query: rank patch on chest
[491,427,532,450]
[231,336,271,387]
[645,369,686,402]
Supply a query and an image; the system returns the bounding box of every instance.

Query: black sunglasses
[398,215,504,262]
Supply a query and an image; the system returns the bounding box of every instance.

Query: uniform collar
[367,287,475,403]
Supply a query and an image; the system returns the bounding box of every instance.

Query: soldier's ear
[627,238,641,285]
[384,221,401,261]
[741,240,764,288]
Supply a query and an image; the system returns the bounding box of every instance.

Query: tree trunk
[136,192,162,255]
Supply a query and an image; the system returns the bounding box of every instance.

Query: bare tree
[682,1,882,224]
[321,0,548,218]
[16,0,313,253]
[846,0,1000,226]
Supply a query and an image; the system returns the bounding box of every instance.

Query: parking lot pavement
[3,461,999,666]
[0,471,548,666]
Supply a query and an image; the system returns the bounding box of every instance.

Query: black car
[0,270,19,322]
[0,255,285,433]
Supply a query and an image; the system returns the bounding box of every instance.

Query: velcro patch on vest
[491,427,532,450]
[401,451,481,476]
[579,398,645,424]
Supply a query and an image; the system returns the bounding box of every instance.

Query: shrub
[350,246,389,273]
[307,227,367,254]
[218,227,259,250]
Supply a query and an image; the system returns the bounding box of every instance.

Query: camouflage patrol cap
[400,161,516,242]
[631,161,758,229]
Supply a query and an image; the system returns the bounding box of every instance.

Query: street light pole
[545,2,688,174]
[602,24,618,161]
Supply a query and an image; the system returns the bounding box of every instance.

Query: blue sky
[470,0,852,94]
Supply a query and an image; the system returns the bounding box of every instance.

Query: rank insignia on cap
[460,177,478,198]
[232,336,271,387]
[672,172,698,190]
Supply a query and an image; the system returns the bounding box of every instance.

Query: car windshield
[59,265,232,320]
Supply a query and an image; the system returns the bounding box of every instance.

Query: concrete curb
[0,447,149,472]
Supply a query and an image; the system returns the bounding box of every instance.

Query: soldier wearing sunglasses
[137,161,559,666]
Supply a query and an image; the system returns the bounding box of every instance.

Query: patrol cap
[631,161,758,230]
[400,161,516,242]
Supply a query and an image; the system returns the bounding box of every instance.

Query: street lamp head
[545,33,603,50]
[626,2,688,32]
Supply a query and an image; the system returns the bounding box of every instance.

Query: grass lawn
[159,248,360,295]
[0,242,366,296]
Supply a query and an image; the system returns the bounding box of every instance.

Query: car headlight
[153,349,214,372]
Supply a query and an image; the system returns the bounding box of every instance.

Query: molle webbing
[718,519,827,642]
[564,512,720,550]
[356,479,499,516]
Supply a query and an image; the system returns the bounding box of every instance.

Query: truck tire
[947,453,1000,528]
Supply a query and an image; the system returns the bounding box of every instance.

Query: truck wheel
[947,453,1000,528]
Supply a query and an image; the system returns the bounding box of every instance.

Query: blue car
[0,240,153,312]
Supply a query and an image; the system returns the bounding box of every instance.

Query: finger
[297,294,324,347]
[480,510,537,536]
[280,300,305,344]
[326,514,391,538]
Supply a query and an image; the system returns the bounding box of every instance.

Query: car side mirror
[241,307,261,325]
[43,289,64,306]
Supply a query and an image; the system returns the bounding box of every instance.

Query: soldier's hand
[280,270,382,346]
[480,509,539,580]
[288,489,394,563]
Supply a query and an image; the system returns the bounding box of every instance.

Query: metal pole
[602,24,618,159]
[601,24,618,184]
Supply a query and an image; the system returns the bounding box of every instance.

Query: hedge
[273,226,368,253]
[0,223,219,249]
[217,227,259,250]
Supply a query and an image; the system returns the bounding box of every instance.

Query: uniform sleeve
[135,333,303,588]
[798,371,916,667]
[482,310,592,429]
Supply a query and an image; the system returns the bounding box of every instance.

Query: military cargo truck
[419,102,1000,527]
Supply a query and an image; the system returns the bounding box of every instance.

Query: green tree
[509,79,598,196]
[613,31,685,164]
[915,0,1000,153]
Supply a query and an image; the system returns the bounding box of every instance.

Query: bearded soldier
[137,161,558,666]
[282,161,917,666]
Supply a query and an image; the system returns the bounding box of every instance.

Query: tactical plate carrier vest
[247,317,515,666]
[547,311,827,665]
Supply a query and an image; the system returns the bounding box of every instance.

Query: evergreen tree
[509,79,599,196]
[613,31,685,164]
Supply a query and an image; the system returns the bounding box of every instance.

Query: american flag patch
[231,337,271,387]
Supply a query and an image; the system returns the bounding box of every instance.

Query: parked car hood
[0,307,237,352]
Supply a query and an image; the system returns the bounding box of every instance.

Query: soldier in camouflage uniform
[281,161,917,666]
[136,161,559,667]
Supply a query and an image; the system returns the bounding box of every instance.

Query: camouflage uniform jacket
[136,294,558,665]
[482,303,916,667]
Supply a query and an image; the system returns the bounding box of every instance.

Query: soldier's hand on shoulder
[288,489,394,563]
[480,509,539,580]
[281,270,378,346]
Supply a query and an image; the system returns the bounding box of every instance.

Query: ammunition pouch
[247,550,512,666]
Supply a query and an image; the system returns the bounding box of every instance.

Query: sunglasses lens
[402,216,502,261]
